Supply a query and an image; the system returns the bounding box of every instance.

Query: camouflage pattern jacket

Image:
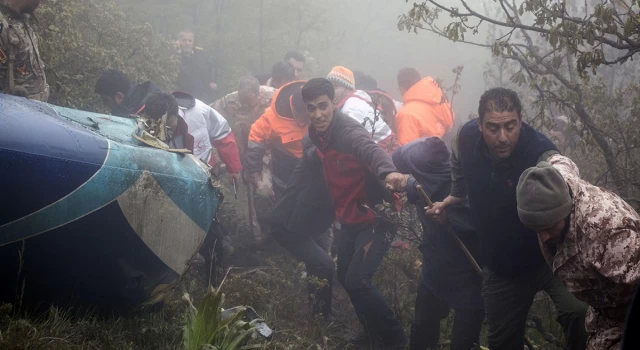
[544,154,640,350]
[211,86,274,154]
[0,2,47,101]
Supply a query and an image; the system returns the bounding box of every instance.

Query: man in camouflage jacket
[0,0,48,101]
[211,76,274,242]
[211,76,274,156]
[517,154,640,349]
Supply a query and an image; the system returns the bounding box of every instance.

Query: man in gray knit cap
[517,154,640,350]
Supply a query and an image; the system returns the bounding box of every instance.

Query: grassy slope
[0,190,564,349]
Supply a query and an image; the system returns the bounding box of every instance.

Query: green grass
[0,203,566,350]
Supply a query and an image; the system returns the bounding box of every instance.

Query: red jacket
[307,110,397,225]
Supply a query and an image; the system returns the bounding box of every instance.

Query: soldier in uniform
[212,76,274,242]
[212,76,274,157]
[517,155,640,350]
[0,0,48,101]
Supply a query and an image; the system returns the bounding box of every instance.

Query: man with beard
[517,155,640,349]
[427,87,588,349]
[0,0,48,101]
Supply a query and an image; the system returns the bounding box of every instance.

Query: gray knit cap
[517,162,572,231]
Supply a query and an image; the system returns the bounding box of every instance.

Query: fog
[113,0,493,121]
[313,0,491,119]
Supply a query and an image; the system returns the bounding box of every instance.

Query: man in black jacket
[95,69,162,117]
[427,88,587,350]
[176,29,217,104]
[296,78,408,348]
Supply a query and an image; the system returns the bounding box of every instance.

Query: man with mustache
[427,87,588,349]
[517,155,640,350]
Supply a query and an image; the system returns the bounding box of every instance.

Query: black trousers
[273,230,335,317]
[410,280,484,350]
[337,223,406,346]
[482,264,588,350]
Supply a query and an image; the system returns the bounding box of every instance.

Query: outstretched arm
[206,106,242,182]
[345,122,408,191]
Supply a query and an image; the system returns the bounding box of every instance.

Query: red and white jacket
[173,91,242,174]
[338,90,395,150]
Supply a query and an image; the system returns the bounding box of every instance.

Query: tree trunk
[259,0,265,72]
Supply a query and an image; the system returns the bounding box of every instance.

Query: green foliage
[182,285,262,350]
[399,0,640,75]
[37,0,178,112]
[399,1,640,204]
[0,300,187,349]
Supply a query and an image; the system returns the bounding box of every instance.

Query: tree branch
[420,0,640,52]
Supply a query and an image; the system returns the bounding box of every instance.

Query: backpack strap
[337,90,384,138]
[368,90,397,116]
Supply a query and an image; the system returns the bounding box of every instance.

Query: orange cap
[326,66,355,90]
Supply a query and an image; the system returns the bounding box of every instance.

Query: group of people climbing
[129,48,638,349]
[2,3,639,346]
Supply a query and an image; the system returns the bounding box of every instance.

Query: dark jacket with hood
[113,81,162,117]
[393,137,483,310]
[457,118,557,278]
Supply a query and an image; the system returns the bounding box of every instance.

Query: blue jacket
[457,119,557,278]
